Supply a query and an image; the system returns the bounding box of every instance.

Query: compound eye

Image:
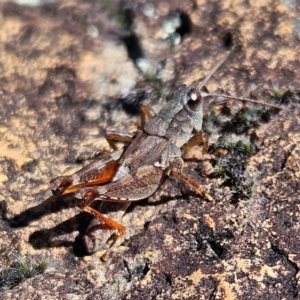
[186,88,202,111]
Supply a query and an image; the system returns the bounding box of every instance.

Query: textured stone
[0,1,299,299]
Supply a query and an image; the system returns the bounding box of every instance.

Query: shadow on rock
[9,193,94,256]
[10,193,78,227]
[28,212,94,256]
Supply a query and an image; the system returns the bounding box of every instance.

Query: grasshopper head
[144,84,204,137]
[175,52,232,132]
[175,85,204,131]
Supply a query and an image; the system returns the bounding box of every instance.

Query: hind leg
[50,150,123,195]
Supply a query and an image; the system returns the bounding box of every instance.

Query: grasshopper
[49,52,281,256]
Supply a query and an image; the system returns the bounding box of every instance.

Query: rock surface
[0,1,299,299]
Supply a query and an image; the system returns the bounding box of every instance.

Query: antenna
[196,51,282,110]
[197,51,231,91]
[203,93,282,109]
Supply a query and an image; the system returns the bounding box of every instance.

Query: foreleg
[182,131,209,157]
[140,103,156,127]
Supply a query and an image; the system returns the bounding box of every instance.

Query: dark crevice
[222,31,233,48]
[270,242,299,298]
[165,273,172,285]
[121,33,144,62]
[120,9,192,64]
[142,263,150,277]
[122,7,135,30]
[123,259,132,282]
[280,152,289,171]
[280,144,296,171]
[208,240,226,259]
[0,201,8,221]
[208,278,219,300]
[175,11,192,37]
[143,221,151,230]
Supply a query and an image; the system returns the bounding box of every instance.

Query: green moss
[0,256,49,290]
[208,137,254,200]
[272,84,282,99]
[244,143,252,155]
[210,109,217,117]
[215,163,225,176]
[271,87,295,105]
